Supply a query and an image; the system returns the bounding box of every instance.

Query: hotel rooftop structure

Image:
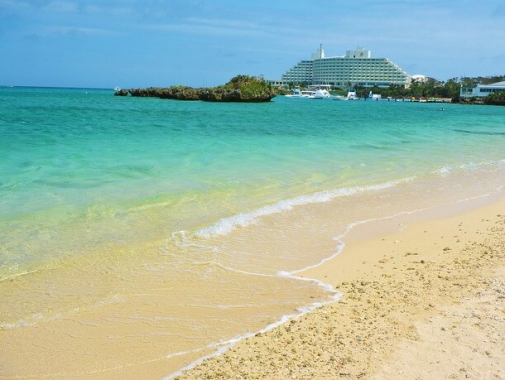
[270,46,411,89]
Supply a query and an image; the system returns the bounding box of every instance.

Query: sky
[1,0,504,89]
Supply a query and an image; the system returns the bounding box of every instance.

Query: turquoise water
[1,87,505,376]
[2,88,504,273]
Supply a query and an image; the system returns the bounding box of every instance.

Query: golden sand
[174,198,505,379]
[2,196,503,379]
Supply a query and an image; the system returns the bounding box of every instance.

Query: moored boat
[347,90,359,100]
[313,89,332,99]
[285,86,316,98]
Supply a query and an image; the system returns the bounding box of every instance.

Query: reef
[115,75,277,102]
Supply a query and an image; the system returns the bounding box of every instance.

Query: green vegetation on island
[282,75,505,105]
[115,75,276,102]
[377,75,505,104]
[116,74,504,105]
[480,91,505,106]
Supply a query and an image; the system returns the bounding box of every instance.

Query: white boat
[347,90,359,100]
[285,86,316,98]
[285,86,301,98]
[313,89,332,99]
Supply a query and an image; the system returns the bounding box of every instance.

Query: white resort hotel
[269,45,411,89]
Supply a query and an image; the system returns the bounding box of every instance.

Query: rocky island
[114,75,277,102]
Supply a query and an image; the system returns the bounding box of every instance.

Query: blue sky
[1,0,504,88]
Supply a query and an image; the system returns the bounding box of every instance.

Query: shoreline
[173,195,505,379]
[1,186,503,379]
[2,86,505,380]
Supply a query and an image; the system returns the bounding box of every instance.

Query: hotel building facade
[270,46,411,89]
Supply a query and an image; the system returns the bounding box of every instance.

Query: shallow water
[1,87,504,377]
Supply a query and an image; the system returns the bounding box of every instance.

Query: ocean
[1,86,504,377]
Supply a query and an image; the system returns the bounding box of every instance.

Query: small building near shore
[460,81,505,98]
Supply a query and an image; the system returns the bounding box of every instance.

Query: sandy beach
[174,197,505,380]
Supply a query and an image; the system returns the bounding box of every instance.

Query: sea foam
[194,178,414,239]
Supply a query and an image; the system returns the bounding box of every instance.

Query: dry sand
[174,198,505,380]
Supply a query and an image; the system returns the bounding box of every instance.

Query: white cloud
[31,25,119,37]
[45,0,78,13]
[145,17,269,38]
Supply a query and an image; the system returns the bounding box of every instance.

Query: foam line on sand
[174,197,505,379]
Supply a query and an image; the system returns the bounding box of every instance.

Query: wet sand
[174,197,505,379]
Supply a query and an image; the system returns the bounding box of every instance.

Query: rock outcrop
[115,75,277,102]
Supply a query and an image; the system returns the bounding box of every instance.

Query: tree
[484,92,505,105]
[438,78,460,98]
